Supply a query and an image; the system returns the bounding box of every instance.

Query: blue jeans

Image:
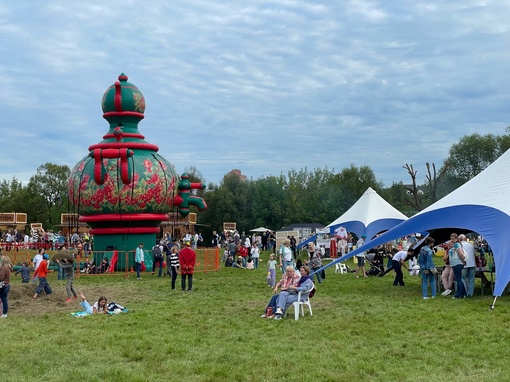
[152,259,163,277]
[35,277,52,295]
[135,262,142,278]
[462,267,476,297]
[452,264,466,298]
[80,301,93,314]
[0,284,10,314]
[57,265,66,280]
[265,294,278,313]
[311,267,322,284]
[281,260,293,273]
[421,271,436,298]
[252,258,259,269]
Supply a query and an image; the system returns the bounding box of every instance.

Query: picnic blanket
[70,302,128,317]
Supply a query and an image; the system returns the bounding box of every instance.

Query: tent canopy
[249,227,272,232]
[319,149,510,297]
[326,187,408,239]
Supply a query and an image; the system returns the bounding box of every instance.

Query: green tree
[335,164,382,208]
[27,163,70,226]
[442,132,508,183]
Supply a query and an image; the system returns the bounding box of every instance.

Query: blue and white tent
[326,187,408,240]
[320,150,510,298]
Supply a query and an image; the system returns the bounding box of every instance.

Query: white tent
[326,187,408,239]
[321,149,510,299]
[249,227,272,232]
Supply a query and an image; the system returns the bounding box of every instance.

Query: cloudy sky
[1,1,509,187]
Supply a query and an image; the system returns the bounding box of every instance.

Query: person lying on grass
[79,292,107,314]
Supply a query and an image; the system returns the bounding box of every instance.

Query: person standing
[267,253,277,288]
[459,234,476,297]
[32,254,53,299]
[417,237,437,299]
[355,235,367,278]
[279,238,293,273]
[169,245,180,290]
[250,242,260,269]
[180,241,196,291]
[56,257,78,303]
[392,247,413,286]
[33,248,44,272]
[448,233,466,299]
[308,242,323,284]
[15,261,31,283]
[151,241,164,277]
[289,235,297,260]
[135,243,145,280]
[0,255,12,318]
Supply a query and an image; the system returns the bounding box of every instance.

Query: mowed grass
[2,254,510,382]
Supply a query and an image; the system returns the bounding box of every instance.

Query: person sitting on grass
[233,256,245,269]
[273,265,314,320]
[98,257,109,274]
[79,292,108,314]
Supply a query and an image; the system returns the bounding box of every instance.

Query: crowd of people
[0,226,495,321]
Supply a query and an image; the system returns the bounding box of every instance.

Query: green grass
[2,254,510,382]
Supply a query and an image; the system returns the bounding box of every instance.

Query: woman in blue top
[273,266,314,320]
[448,233,466,299]
[418,237,436,299]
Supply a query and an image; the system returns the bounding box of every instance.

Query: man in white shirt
[391,246,414,286]
[459,234,476,297]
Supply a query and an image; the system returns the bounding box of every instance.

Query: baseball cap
[185,241,191,246]
[43,254,50,259]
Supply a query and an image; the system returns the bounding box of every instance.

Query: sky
[1,1,509,188]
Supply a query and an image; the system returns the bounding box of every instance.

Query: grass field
[2,253,510,382]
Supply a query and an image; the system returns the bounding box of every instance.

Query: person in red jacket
[32,254,53,300]
[180,241,196,291]
[237,243,248,267]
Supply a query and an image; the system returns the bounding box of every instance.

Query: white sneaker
[0,314,7,318]
[423,297,428,300]
[275,308,283,315]
[444,289,452,296]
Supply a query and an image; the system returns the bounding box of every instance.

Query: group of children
[9,251,109,316]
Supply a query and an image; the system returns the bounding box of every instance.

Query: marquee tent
[249,227,272,232]
[318,149,510,299]
[326,187,408,239]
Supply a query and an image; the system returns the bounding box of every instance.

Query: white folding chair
[335,263,348,274]
[288,285,314,321]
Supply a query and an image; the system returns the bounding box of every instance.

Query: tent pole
[489,296,498,312]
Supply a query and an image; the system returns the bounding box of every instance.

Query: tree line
[1,131,509,236]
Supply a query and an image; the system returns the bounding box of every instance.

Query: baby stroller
[366,251,386,276]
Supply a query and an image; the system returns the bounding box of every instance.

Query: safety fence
[0,242,70,251]
[8,247,221,279]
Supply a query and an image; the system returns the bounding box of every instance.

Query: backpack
[152,245,163,260]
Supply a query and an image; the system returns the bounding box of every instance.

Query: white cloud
[0,0,509,189]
